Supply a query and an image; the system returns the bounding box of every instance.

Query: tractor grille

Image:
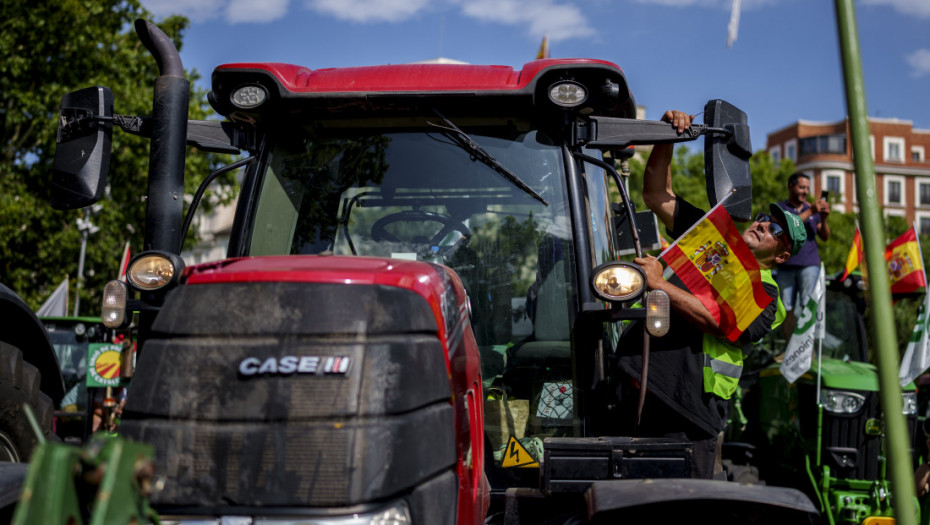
[121,281,458,508]
[818,390,917,481]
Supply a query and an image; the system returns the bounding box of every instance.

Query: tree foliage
[0,0,233,312]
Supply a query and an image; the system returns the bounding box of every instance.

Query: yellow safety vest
[702,268,785,399]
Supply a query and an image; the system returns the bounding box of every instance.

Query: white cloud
[861,0,930,18]
[629,0,777,8]
[304,0,432,23]
[907,49,930,77]
[227,0,289,23]
[141,0,289,23]
[458,0,594,41]
[141,0,226,22]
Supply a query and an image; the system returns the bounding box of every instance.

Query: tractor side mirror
[704,99,752,221]
[50,86,113,210]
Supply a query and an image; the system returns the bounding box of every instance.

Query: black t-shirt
[617,196,779,437]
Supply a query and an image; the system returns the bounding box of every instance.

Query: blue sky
[139,0,930,153]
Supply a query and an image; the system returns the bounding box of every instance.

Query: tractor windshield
[247,123,581,479]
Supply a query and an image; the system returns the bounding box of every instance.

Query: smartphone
[821,190,830,200]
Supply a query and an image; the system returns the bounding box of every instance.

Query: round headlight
[231,85,267,109]
[127,252,181,291]
[591,262,646,303]
[548,81,588,108]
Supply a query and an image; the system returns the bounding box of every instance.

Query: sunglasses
[754,213,786,238]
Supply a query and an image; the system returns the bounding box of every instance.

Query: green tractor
[725,272,919,524]
[39,316,126,443]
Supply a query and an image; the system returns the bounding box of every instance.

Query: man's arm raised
[642,110,694,232]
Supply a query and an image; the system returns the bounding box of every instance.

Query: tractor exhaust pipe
[135,19,189,255]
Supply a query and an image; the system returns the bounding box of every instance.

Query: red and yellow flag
[660,202,773,342]
[886,227,926,294]
[840,227,863,282]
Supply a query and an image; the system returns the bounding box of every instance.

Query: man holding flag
[617,110,807,479]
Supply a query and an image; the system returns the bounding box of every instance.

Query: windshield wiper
[429,110,548,206]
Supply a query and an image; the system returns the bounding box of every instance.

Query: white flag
[780,264,826,383]
[726,0,742,48]
[36,277,69,317]
[899,293,930,387]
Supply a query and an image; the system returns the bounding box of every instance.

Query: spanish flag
[660,202,773,342]
[840,227,863,282]
[886,226,926,294]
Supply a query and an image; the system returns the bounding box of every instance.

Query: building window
[913,146,926,162]
[919,213,930,236]
[918,179,930,207]
[822,170,846,212]
[884,136,905,163]
[799,133,847,156]
[785,139,797,162]
[884,175,905,206]
[769,146,781,164]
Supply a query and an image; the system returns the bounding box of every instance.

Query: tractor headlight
[127,251,184,291]
[902,391,918,416]
[591,262,645,303]
[822,389,866,415]
[101,280,129,328]
[231,85,268,109]
[548,80,588,108]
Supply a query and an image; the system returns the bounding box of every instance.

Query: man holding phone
[775,172,831,335]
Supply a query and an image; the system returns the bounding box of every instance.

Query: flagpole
[835,2,916,522]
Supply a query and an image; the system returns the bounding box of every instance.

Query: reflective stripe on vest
[702,268,783,399]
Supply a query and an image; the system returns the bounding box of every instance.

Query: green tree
[0,0,233,312]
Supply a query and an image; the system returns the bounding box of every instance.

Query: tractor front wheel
[0,342,54,462]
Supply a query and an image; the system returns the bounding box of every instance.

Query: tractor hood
[793,358,883,392]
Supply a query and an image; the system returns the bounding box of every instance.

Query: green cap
[768,203,807,257]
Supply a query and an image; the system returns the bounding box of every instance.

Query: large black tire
[0,342,54,462]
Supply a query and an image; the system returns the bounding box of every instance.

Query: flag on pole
[36,277,69,317]
[899,293,930,387]
[118,241,131,281]
[536,35,550,60]
[659,201,773,342]
[726,0,742,48]
[841,227,863,282]
[886,226,926,294]
[780,264,826,383]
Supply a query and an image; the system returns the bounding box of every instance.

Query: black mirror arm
[180,156,256,247]
[574,151,642,258]
[578,118,736,150]
[63,112,245,155]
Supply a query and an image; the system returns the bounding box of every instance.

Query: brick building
[766,118,930,233]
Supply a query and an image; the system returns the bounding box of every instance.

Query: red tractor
[36,18,820,525]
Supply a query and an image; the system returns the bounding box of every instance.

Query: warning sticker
[501,436,539,468]
[87,343,124,387]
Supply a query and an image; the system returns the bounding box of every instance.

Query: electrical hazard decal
[87,343,124,387]
[501,436,539,468]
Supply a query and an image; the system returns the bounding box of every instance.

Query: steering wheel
[371,210,471,246]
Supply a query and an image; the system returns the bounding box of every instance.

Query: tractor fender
[585,478,821,524]
[0,284,65,404]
